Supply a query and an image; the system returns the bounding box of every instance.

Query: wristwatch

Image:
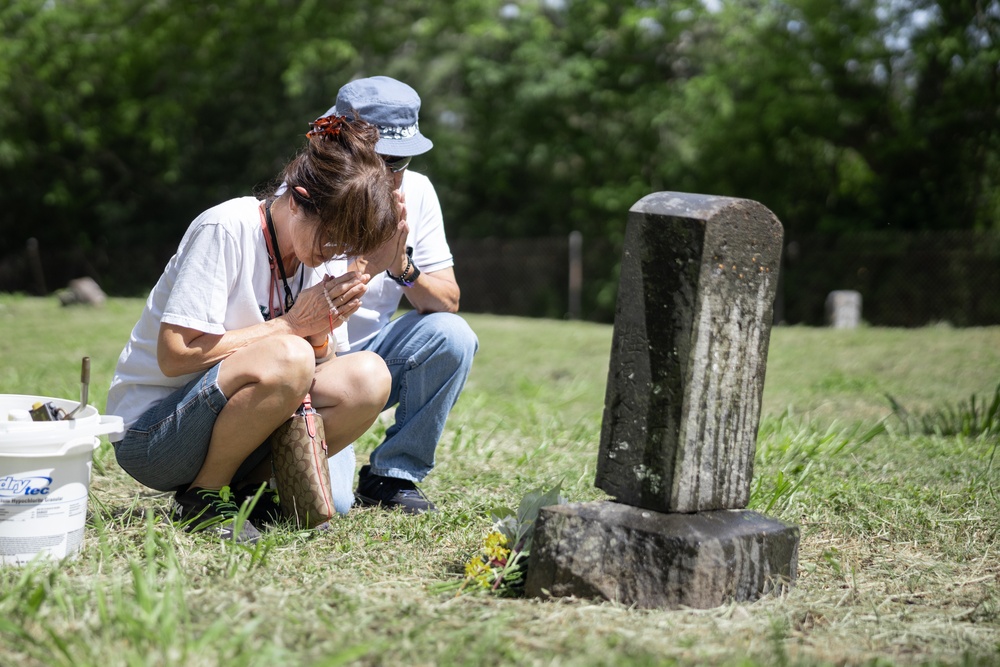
[386,246,421,287]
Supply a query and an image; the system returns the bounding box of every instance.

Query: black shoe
[234,482,283,527]
[355,465,436,514]
[172,486,262,544]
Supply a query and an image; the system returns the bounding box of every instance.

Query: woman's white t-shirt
[106,196,349,433]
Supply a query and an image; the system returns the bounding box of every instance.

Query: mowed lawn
[0,294,998,666]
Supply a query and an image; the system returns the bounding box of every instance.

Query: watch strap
[386,246,420,287]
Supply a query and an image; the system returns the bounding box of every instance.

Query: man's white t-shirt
[106,196,349,433]
[346,169,454,349]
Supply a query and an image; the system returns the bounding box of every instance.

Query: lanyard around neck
[260,199,303,318]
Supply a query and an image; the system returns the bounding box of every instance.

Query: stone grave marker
[826,290,862,329]
[525,192,799,609]
[58,277,107,307]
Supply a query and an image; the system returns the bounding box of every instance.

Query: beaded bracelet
[386,246,421,287]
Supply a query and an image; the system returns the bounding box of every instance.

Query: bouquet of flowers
[448,485,565,597]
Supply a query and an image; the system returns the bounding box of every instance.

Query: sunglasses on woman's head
[383,156,411,173]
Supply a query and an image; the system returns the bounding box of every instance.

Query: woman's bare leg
[310,351,391,455]
[189,335,314,490]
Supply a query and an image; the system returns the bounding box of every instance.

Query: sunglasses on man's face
[383,155,412,173]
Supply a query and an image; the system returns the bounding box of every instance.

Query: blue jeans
[353,310,477,482]
[326,311,477,511]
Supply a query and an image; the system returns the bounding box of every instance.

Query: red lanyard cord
[259,199,335,339]
[260,200,303,320]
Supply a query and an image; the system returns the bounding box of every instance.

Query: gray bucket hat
[326,76,433,157]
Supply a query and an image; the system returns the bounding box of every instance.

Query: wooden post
[26,238,47,296]
[568,231,582,319]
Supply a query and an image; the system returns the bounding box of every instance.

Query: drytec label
[0,475,53,497]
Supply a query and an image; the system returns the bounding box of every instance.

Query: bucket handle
[56,414,123,440]
[94,415,125,439]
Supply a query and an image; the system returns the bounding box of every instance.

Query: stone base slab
[525,501,799,609]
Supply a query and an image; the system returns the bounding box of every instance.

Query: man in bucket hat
[325,76,478,514]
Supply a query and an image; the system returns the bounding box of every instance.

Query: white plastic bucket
[0,394,124,566]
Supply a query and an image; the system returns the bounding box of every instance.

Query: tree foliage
[1,0,998,304]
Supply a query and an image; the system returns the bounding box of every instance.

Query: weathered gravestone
[826,290,862,329]
[57,277,107,307]
[525,192,799,609]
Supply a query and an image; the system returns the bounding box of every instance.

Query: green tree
[2,0,997,315]
[0,0,380,291]
[666,0,1000,234]
[401,0,711,316]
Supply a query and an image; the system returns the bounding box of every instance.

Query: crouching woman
[107,115,405,542]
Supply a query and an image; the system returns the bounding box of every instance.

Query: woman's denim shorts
[114,363,270,492]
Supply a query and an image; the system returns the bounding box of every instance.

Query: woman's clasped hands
[285,271,370,341]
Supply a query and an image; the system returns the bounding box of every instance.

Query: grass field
[0,294,998,666]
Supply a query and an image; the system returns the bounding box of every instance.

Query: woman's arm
[157,318,298,377]
[157,271,369,377]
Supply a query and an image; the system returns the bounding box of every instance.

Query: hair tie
[307,114,349,140]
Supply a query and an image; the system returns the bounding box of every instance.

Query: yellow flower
[464,556,485,578]
[483,531,511,564]
[484,531,508,550]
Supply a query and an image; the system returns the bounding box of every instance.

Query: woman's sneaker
[172,486,262,544]
[234,482,283,527]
